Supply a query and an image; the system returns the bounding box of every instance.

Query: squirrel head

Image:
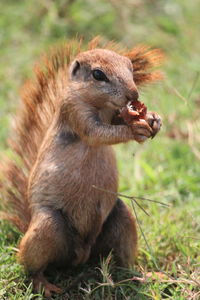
[68,49,139,110]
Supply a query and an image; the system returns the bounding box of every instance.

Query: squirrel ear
[70,60,80,78]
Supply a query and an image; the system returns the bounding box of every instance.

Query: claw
[33,272,62,298]
[145,111,162,138]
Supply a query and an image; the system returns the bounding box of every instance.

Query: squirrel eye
[92,69,109,82]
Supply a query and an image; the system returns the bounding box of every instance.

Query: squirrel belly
[28,122,118,241]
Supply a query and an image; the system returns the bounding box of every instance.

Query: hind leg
[91,198,137,268]
[18,207,69,297]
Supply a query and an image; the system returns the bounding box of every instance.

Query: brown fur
[0,37,163,296]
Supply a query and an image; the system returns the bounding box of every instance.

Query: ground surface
[0,0,200,299]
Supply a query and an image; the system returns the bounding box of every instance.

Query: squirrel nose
[126,89,139,103]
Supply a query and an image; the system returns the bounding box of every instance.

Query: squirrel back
[0,37,163,233]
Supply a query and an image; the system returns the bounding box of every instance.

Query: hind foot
[33,272,62,298]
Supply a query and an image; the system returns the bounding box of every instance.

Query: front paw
[145,111,162,138]
[130,119,153,143]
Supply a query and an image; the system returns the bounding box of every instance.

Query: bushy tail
[0,39,82,233]
[0,37,164,233]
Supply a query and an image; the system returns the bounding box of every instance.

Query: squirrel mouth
[120,101,139,116]
[119,100,147,122]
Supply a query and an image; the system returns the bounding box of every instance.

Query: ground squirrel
[0,37,163,297]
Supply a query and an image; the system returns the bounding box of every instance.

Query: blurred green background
[0,0,200,299]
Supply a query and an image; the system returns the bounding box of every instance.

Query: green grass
[0,0,200,299]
